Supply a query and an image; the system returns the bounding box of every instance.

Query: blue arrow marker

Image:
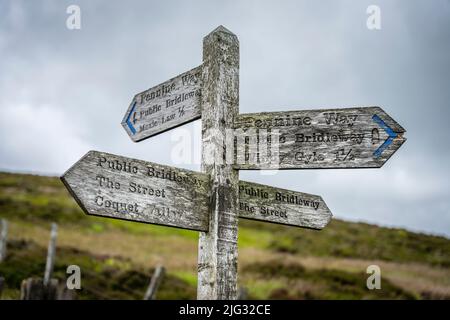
[126,101,137,135]
[372,114,397,158]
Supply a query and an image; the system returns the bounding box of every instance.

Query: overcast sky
[1,0,449,237]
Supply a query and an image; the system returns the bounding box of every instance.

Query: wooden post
[0,276,4,298]
[20,278,59,300]
[197,26,240,300]
[57,281,75,300]
[43,223,57,286]
[143,265,165,300]
[20,223,60,300]
[0,219,8,262]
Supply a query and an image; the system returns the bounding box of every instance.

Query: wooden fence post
[143,265,165,300]
[0,219,8,262]
[20,278,59,300]
[197,26,240,300]
[43,223,57,286]
[0,276,4,298]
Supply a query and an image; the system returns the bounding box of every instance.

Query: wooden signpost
[62,25,406,300]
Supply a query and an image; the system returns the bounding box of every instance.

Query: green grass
[244,218,450,267]
[172,271,197,287]
[0,239,196,300]
[104,217,199,239]
[244,260,417,299]
[0,171,449,300]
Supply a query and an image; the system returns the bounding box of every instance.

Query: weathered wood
[61,150,210,232]
[122,65,202,142]
[197,26,240,300]
[0,276,4,298]
[62,149,333,234]
[20,278,59,300]
[239,180,332,229]
[233,107,406,169]
[0,219,7,262]
[57,281,76,300]
[44,223,57,286]
[20,278,39,300]
[46,279,59,300]
[143,265,165,300]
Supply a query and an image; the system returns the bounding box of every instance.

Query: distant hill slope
[0,171,449,299]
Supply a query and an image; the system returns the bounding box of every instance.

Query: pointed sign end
[60,151,95,218]
[60,150,95,185]
[372,106,406,134]
[370,107,407,164]
[317,196,333,230]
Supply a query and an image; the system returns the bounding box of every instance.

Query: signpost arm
[197,26,240,300]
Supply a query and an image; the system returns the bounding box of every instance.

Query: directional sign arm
[233,106,406,169]
[238,180,332,230]
[61,151,210,232]
[121,65,203,142]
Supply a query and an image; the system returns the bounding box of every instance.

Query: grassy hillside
[0,171,449,299]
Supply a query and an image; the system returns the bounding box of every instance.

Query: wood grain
[233,106,406,169]
[20,278,59,300]
[61,150,210,232]
[122,65,202,142]
[197,26,240,300]
[238,180,332,230]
